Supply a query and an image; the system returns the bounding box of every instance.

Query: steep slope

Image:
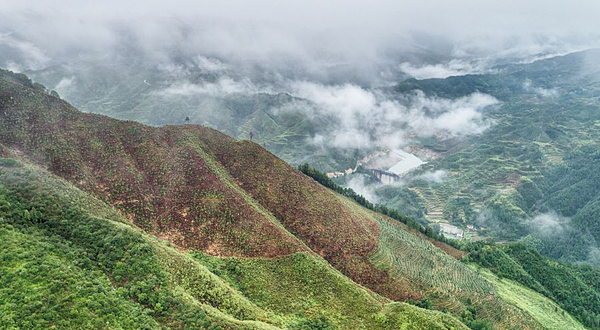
[469,243,600,328]
[474,267,586,330]
[193,128,543,329]
[535,145,600,261]
[0,69,545,329]
[0,158,282,329]
[0,145,470,329]
[0,70,305,258]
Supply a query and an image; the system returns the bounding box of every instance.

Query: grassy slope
[0,69,545,329]
[193,252,466,330]
[0,155,470,330]
[475,267,586,330]
[468,243,600,328]
[0,158,279,329]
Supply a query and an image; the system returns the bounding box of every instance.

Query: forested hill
[0,68,591,329]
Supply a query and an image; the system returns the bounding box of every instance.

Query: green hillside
[468,243,600,328]
[474,267,585,330]
[2,68,593,329]
[0,145,467,329]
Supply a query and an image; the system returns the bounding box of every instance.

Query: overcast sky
[6,0,600,33]
[2,0,595,156]
[1,0,599,79]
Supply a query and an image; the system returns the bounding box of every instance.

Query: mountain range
[1,56,599,329]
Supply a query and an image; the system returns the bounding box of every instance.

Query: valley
[25,49,600,265]
[3,66,592,329]
[1,4,599,327]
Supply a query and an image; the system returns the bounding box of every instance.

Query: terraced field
[372,218,492,298]
[371,217,544,329]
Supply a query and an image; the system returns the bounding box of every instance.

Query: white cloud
[194,56,228,73]
[156,77,263,96]
[54,76,76,92]
[400,59,495,79]
[0,33,50,71]
[415,170,449,183]
[289,82,498,149]
[523,80,559,98]
[345,174,380,203]
[1,1,600,81]
[5,61,21,73]
[529,212,569,237]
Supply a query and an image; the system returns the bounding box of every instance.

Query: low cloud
[2,1,600,85]
[54,76,76,92]
[345,174,380,203]
[194,56,228,74]
[290,82,499,149]
[529,212,570,237]
[156,77,263,97]
[0,33,50,71]
[415,170,449,183]
[400,59,495,79]
[588,246,600,265]
[523,80,559,98]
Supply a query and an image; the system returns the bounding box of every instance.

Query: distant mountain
[26,51,600,264]
[380,50,600,265]
[0,68,573,329]
[25,61,363,172]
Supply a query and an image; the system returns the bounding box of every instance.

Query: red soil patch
[195,129,416,300]
[0,80,303,257]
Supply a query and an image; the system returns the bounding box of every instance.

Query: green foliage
[192,251,467,329]
[0,160,277,329]
[533,145,600,263]
[468,319,494,330]
[468,245,547,294]
[0,222,160,329]
[292,317,334,330]
[469,243,600,328]
[475,266,586,330]
[371,218,542,329]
